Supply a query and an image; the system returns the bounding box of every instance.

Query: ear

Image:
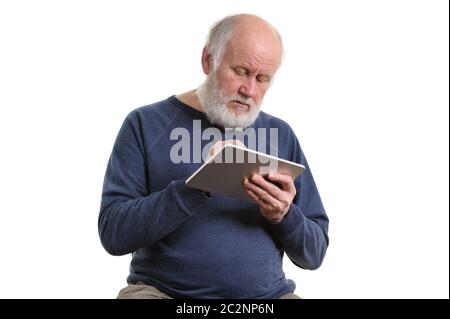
[201,46,212,75]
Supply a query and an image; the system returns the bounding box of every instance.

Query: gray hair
[205,15,283,71]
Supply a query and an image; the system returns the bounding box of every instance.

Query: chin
[227,107,249,117]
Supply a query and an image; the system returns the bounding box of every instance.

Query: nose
[238,77,257,100]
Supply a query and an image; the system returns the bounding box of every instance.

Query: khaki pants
[117,282,300,299]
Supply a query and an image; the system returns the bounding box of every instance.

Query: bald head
[205,14,283,71]
[231,14,282,47]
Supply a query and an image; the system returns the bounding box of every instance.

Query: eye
[233,67,248,76]
[256,74,271,83]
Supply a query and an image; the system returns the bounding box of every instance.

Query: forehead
[223,32,281,73]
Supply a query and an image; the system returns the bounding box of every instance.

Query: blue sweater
[99,96,329,299]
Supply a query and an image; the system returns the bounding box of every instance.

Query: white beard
[196,72,262,129]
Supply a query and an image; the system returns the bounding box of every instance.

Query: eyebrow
[232,65,272,78]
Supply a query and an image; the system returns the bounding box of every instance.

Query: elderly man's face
[214,35,281,116]
[197,22,282,128]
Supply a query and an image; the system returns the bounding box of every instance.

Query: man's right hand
[206,139,246,161]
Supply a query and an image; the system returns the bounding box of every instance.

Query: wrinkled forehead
[225,32,282,72]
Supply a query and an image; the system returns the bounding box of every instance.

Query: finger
[208,141,225,159]
[233,140,246,148]
[223,139,246,149]
[267,172,295,193]
[243,179,261,201]
[243,187,260,203]
[244,178,280,207]
[243,185,272,210]
[250,174,284,200]
[208,143,218,157]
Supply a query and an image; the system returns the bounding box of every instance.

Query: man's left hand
[243,172,296,223]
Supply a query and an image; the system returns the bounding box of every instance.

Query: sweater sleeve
[267,137,329,270]
[98,112,210,256]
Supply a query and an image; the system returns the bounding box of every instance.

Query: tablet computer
[185,144,305,201]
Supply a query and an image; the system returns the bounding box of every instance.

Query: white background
[0,0,448,299]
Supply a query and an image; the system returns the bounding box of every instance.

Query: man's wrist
[267,207,290,224]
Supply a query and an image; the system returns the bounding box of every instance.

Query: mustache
[224,95,256,108]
